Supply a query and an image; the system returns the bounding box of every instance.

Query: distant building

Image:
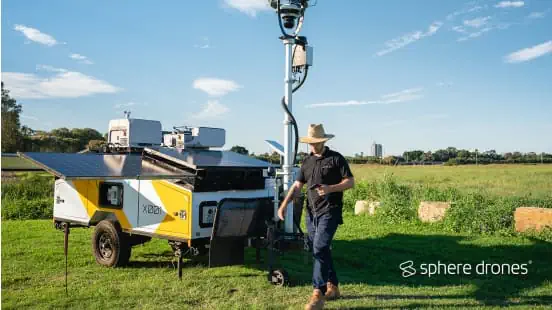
[371,142,383,158]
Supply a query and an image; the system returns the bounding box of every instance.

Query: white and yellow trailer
[20,147,275,269]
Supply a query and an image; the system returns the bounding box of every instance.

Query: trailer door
[136,180,191,240]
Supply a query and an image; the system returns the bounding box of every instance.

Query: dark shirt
[296,147,354,222]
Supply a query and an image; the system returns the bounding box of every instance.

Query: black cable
[280,65,308,167]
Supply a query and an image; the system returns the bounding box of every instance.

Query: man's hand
[277,206,286,221]
[316,184,332,196]
[276,180,304,221]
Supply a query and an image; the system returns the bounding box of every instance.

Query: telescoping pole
[283,38,295,234]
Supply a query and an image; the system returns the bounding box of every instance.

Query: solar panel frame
[143,147,271,169]
[18,152,194,180]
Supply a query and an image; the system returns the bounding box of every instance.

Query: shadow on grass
[266,233,552,307]
[119,232,551,307]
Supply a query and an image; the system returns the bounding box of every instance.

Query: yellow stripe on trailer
[152,180,192,240]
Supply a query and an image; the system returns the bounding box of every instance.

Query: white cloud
[14,24,58,46]
[504,41,552,63]
[193,78,242,97]
[464,16,491,28]
[447,5,486,21]
[528,11,548,19]
[307,88,423,108]
[376,21,443,56]
[70,53,93,65]
[457,26,494,42]
[2,69,121,99]
[452,26,468,34]
[194,37,211,49]
[36,65,67,73]
[495,1,524,8]
[192,100,230,119]
[114,102,137,109]
[223,0,270,17]
[436,81,453,87]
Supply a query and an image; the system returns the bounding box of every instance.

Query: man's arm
[315,177,355,196]
[277,180,304,220]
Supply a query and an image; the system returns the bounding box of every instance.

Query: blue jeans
[305,207,339,294]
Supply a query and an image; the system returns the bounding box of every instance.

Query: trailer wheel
[92,220,131,267]
[270,269,289,286]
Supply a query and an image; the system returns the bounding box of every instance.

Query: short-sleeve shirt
[296,147,354,220]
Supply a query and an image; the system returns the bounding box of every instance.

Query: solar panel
[264,140,284,156]
[144,147,271,169]
[19,152,193,180]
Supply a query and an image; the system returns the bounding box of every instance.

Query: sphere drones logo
[399,260,416,278]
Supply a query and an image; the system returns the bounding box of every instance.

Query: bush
[344,177,552,236]
[1,173,54,220]
[2,198,53,220]
[376,175,416,223]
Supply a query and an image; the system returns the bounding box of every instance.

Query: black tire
[92,220,131,267]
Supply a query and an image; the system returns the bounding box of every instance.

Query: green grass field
[350,164,552,198]
[2,215,552,309]
[2,165,552,309]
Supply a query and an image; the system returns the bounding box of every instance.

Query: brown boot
[325,282,341,300]
[305,289,325,310]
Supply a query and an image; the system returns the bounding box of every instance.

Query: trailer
[18,123,304,284]
[15,0,317,288]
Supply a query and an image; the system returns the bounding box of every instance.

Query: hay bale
[354,201,369,215]
[514,207,552,232]
[368,201,381,215]
[354,201,381,216]
[418,201,451,223]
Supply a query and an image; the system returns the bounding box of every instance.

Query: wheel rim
[98,233,114,259]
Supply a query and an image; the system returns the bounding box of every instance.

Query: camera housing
[279,4,302,29]
[268,0,304,30]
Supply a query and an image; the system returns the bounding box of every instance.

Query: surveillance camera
[268,0,303,29]
[279,3,302,29]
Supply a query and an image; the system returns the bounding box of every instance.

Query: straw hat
[299,124,335,144]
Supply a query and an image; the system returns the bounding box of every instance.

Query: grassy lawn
[350,164,552,198]
[3,214,551,309]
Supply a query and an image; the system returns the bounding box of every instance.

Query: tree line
[350,147,552,165]
[230,144,552,166]
[1,83,105,153]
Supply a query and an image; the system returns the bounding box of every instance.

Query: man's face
[310,142,325,154]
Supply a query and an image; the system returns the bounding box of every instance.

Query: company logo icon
[400,260,416,278]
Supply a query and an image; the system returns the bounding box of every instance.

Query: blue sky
[2,0,551,156]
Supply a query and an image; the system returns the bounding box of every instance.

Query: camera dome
[282,16,296,29]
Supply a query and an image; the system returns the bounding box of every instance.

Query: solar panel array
[19,147,270,179]
[19,152,192,179]
[144,147,271,169]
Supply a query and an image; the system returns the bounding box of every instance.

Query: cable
[280,65,309,167]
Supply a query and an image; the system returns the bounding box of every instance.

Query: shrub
[376,174,416,223]
[344,177,552,236]
[1,173,54,220]
[2,198,53,220]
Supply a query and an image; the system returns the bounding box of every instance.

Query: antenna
[123,110,131,119]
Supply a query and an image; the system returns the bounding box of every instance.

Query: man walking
[278,124,355,310]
